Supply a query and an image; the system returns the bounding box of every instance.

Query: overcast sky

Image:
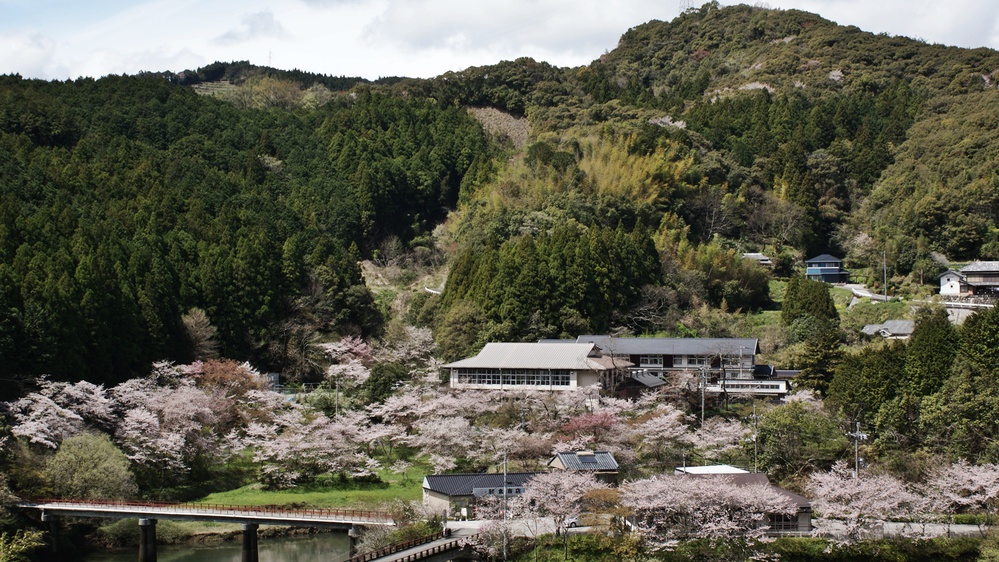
[2,0,999,81]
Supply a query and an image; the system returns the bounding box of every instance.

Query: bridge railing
[345,531,446,562]
[22,498,394,524]
[390,539,466,561]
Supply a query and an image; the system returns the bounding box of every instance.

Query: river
[83,531,351,562]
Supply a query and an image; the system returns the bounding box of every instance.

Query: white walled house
[940,262,999,297]
[939,269,971,297]
[443,342,630,391]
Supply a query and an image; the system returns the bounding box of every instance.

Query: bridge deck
[20,499,394,528]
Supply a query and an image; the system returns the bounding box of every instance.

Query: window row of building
[453,369,572,387]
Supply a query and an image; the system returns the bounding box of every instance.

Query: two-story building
[939,262,999,297]
[572,336,787,397]
[805,254,850,283]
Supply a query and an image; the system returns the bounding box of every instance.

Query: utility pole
[883,250,888,302]
[847,422,868,478]
[502,450,508,562]
[699,367,707,425]
[750,403,760,473]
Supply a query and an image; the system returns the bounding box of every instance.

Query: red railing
[23,498,394,524]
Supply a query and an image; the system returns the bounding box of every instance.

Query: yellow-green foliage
[576,135,694,204]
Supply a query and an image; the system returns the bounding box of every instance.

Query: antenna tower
[680,0,695,14]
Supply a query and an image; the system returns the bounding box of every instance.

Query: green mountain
[4,2,999,385]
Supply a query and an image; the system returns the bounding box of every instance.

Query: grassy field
[192,464,427,511]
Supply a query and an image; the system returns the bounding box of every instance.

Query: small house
[861,319,915,339]
[422,472,539,516]
[805,254,850,283]
[549,451,620,484]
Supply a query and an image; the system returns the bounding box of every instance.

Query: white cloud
[0,31,59,78]
[761,0,999,50]
[215,11,289,46]
[1,0,999,80]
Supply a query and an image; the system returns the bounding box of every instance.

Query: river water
[83,531,351,562]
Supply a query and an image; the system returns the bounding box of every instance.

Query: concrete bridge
[346,528,479,562]
[19,499,394,562]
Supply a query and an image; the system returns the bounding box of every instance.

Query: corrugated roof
[576,336,759,356]
[443,342,615,371]
[551,451,619,471]
[423,472,539,496]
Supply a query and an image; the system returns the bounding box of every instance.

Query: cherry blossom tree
[249,409,380,489]
[559,409,621,447]
[923,459,999,535]
[621,474,798,551]
[512,471,608,538]
[689,417,749,465]
[10,378,113,448]
[808,460,923,542]
[634,404,692,464]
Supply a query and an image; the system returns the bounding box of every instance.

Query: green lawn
[192,464,427,511]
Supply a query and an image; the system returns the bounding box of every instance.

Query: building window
[640,355,663,366]
[453,369,572,387]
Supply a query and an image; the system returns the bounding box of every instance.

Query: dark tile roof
[805,254,843,264]
[551,451,619,471]
[423,472,539,497]
[576,335,759,356]
[630,373,668,387]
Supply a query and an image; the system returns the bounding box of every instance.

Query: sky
[2,0,999,81]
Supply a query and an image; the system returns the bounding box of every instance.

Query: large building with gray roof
[443,342,631,391]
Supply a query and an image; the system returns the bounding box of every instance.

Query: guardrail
[346,531,447,562]
[389,539,466,562]
[20,498,393,524]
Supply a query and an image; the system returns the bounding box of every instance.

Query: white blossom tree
[923,459,999,535]
[10,379,113,448]
[621,474,798,551]
[808,460,924,542]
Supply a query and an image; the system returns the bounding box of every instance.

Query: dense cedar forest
[0,75,489,392]
[4,1,999,389]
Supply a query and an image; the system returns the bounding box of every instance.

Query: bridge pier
[40,512,59,557]
[348,525,360,558]
[138,518,157,562]
[241,523,259,562]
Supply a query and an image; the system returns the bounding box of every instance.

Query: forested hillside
[0,72,490,394]
[407,1,999,357]
[5,1,999,388]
